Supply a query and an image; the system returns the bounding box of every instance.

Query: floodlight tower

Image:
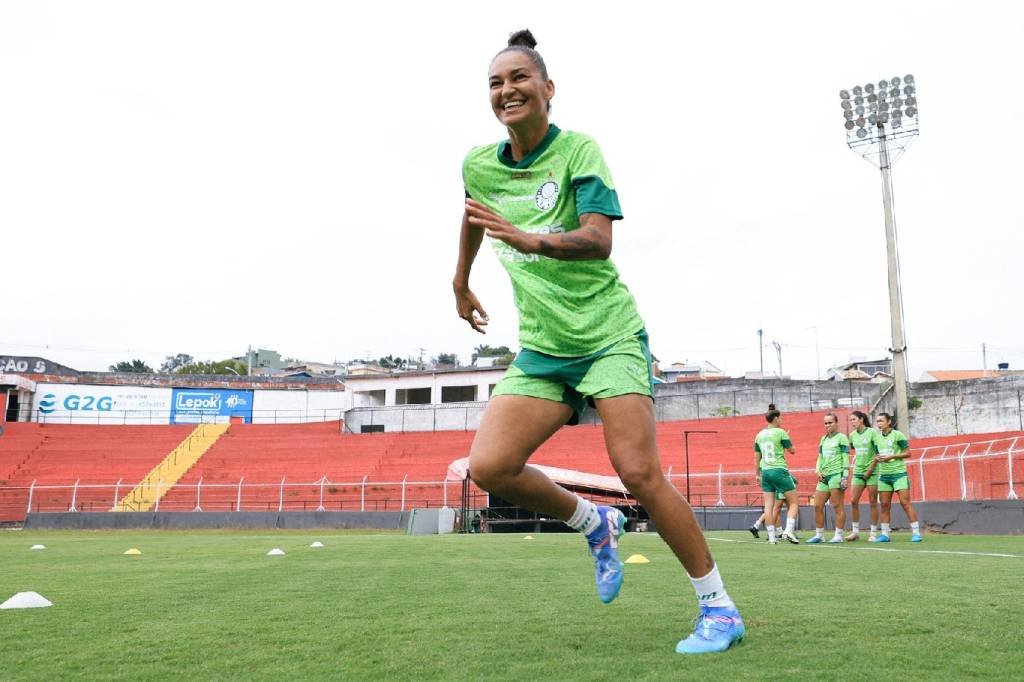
[839,75,919,428]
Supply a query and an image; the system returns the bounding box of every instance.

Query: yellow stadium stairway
[114,422,231,512]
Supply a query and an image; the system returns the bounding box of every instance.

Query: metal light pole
[683,430,718,504]
[757,329,764,376]
[840,74,919,431]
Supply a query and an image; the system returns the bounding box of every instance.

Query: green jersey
[462,125,644,356]
[817,432,850,477]
[849,427,879,471]
[876,429,910,475]
[754,427,794,470]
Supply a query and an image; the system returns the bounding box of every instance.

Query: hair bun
[768,403,777,411]
[508,29,538,49]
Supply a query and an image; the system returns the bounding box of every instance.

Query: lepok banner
[170,388,254,424]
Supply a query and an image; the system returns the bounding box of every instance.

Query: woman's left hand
[465,199,537,254]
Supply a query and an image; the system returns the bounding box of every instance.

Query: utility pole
[805,324,823,379]
[757,329,764,376]
[982,343,987,377]
[773,341,783,378]
[246,345,252,376]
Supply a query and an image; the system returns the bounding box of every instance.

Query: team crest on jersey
[535,181,559,211]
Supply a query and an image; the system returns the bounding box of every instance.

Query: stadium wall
[343,378,883,432]
[699,500,1024,535]
[896,376,1024,438]
[23,511,412,530]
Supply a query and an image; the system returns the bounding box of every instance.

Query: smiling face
[488,50,554,128]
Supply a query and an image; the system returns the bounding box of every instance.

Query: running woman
[753,405,800,544]
[868,413,922,542]
[454,30,743,655]
[806,413,849,544]
[846,410,880,541]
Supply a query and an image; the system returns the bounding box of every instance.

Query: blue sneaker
[827,536,843,544]
[676,604,745,654]
[806,536,823,544]
[586,506,626,604]
[876,534,891,543]
[911,533,923,542]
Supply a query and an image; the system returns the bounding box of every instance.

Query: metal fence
[2,437,1018,522]
[668,436,1022,507]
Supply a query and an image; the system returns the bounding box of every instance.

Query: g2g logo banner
[34,384,172,423]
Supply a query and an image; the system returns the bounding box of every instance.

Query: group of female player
[751,407,923,544]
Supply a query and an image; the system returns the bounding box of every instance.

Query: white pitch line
[707,535,1024,559]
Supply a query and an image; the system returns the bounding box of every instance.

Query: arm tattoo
[536,230,609,260]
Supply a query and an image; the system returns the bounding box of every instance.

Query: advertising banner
[34,384,172,423]
[170,388,254,424]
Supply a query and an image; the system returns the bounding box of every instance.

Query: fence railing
[0,477,463,518]
[666,436,1023,507]
[1,437,1019,521]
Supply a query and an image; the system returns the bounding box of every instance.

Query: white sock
[753,519,764,530]
[566,496,601,536]
[815,527,824,538]
[870,525,878,534]
[851,523,860,533]
[689,564,734,608]
[911,521,920,534]
[766,525,776,541]
[786,517,796,533]
[833,529,843,538]
[881,523,891,535]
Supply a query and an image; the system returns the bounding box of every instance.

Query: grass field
[2,529,1023,680]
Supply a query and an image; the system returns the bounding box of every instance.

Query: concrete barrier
[23,511,410,530]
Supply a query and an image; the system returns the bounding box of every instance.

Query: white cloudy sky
[1,1,1022,378]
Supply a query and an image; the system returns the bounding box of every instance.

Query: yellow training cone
[124,548,142,555]
[624,554,650,564]
[523,535,535,540]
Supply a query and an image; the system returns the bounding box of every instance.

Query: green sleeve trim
[753,443,761,453]
[572,175,623,220]
[782,439,793,449]
[840,444,850,453]
[897,439,909,451]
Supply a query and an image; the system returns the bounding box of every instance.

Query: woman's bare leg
[467,395,577,519]
[595,394,713,577]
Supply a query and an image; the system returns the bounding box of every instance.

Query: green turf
[1,529,1022,680]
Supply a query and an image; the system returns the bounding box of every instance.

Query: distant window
[441,385,477,403]
[360,424,385,433]
[396,388,431,405]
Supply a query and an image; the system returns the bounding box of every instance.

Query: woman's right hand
[453,283,489,334]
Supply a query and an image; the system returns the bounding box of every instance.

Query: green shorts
[877,472,910,492]
[775,476,798,500]
[761,468,796,494]
[815,472,847,493]
[852,470,879,487]
[490,329,653,424]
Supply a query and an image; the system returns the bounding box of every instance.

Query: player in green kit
[845,410,880,541]
[806,413,849,544]
[749,474,797,541]
[454,29,743,655]
[753,405,800,544]
[865,413,922,542]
